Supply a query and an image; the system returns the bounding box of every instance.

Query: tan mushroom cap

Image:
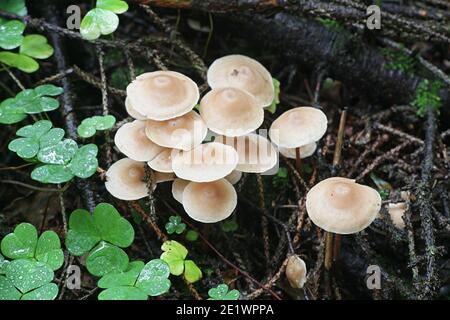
[225,170,242,185]
[105,158,148,200]
[285,255,307,289]
[306,177,381,234]
[269,107,328,148]
[172,142,238,182]
[279,142,317,160]
[126,71,199,121]
[182,179,237,223]
[172,178,190,203]
[114,120,165,161]
[216,134,278,173]
[147,149,174,173]
[145,111,207,151]
[387,202,407,230]
[200,87,264,137]
[125,97,146,120]
[207,54,274,107]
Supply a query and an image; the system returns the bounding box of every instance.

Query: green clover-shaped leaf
[0,0,27,16]
[98,261,144,289]
[39,128,65,148]
[221,219,238,233]
[17,119,52,138]
[0,275,21,300]
[15,85,62,114]
[78,115,116,138]
[1,223,37,260]
[98,286,147,300]
[37,139,78,165]
[5,259,54,294]
[0,51,38,73]
[66,209,101,256]
[165,216,186,235]
[35,231,64,271]
[96,0,129,14]
[86,241,129,277]
[8,136,40,159]
[21,282,58,300]
[31,164,74,184]
[208,284,240,300]
[266,78,280,114]
[160,240,188,276]
[80,8,119,41]
[66,203,134,257]
[135,259,171,296]
[0,254,9,274]
[0,98,26,124]
[184,260,202,283]
[19,34,54,60]
[68,144,99,178]
[185,230,198,242]
[0,20,25,50]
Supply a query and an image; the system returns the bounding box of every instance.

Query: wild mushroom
[125,97,146,120]
[182,179,237,223]
[207,54,274,107]
[387,202,407,229]
[172,142,238,182]
[279,142,317,160]
[216,134,278,173]
[306,177,381,234]
[147,148,174,173]
[285,255,307,289]
[172,178,190,203]
[145,111,207,151]
[126,71,199,121]
[114,120,165,161]
[199,87,264,137]
[224,170,242,185]
[105,158,148,200]
[269,107,327,149]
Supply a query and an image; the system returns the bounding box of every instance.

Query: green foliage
[381,47,416,75]
[266,78,280,114]
[272,166,290,189]
[77,115,116,138]
[185,230,199,242]
[0,51,38,73]
[165,216,186,235]
[208,284,240,300]
[370,173,392,201]
[19,34,54,59]
[80,0,129,40]
[221,218,238,233]
[0,84,63,124]
[160,240,202,283]
[317,18,344,31]
[411,79,443,116]
[0,222,63,300]
[0,20,25,50]
[66,203,134,277]
[0,0,27,17]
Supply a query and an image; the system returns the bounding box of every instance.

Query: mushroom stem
[324,232,334,270]
[295,147,302,173]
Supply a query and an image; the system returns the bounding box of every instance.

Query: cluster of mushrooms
[104,54,386,290]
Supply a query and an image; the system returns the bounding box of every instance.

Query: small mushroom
[172,142,238,182]
[105,158,148,200]
[285,255,307,289]
[145,111,207,151]
[147,148,174,173]
[387,202,407,230]
[216,134,278,173]
[306,177,381,234]
[269,107,328,148]
[279,142,317,160]
[125,97,146,120]
[114,120,165,161]
[207,54,274,107]
[199,87,264,137]
[224,170,242,185]
[182,179,237,223]
[126,71,199,121]
[172,178,190,203]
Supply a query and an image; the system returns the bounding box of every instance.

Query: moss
[316,18,344,32]
[411,79,443,116]
[381,47,417,75]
